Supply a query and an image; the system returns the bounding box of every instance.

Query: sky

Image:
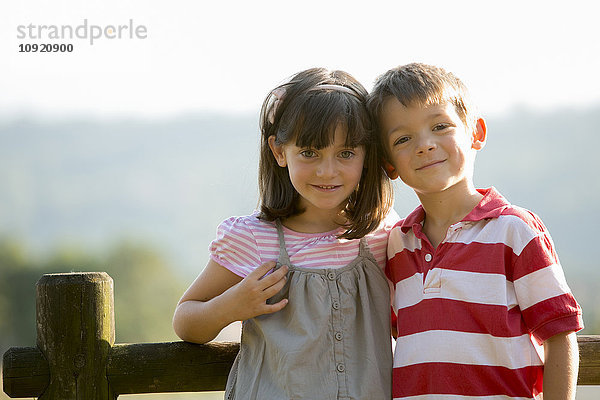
[2,0,600,119]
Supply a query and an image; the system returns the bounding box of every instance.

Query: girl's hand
[226,261,289,321]
[173,259,288,343]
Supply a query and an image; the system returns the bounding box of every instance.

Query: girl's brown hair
[258,68,393,239]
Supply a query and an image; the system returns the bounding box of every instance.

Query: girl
[173,68,397,399]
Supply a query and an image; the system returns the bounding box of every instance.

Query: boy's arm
[543,331,579,400]
[172,259,288,344]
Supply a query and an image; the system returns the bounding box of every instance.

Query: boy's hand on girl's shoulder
[226,261,288,321]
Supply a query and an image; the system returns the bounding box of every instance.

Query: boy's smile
[416,158,446,170]
[380,98,485,197]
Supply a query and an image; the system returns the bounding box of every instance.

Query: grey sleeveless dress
[225,220,392,400]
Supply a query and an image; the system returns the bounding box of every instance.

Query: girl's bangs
[288,92,369,149]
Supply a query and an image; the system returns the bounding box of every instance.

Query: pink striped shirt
[387,188,583,399]
[209,210,399,277]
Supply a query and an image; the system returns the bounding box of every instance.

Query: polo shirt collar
[400,187,511,233]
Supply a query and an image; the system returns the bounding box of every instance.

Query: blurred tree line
[0,237,188,357]
[1,234,598,355]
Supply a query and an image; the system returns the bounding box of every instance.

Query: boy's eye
[300,149,316,158]
[433,123,451,131]
[339,150,355,159]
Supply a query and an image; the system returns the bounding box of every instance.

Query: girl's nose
[316,157,337,177]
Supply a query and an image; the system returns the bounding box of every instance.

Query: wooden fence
[2,272,600,399]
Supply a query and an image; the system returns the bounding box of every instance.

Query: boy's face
[379,97,486,196]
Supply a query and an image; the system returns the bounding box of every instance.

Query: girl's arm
[542,330,579,400]
[173,259,288,344]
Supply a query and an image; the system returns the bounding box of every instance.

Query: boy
[368,63,583,400]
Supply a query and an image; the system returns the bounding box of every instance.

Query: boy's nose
[416,135,437,154]
[417,145,436,154]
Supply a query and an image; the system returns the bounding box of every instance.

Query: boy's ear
[268,135,287,167]
[471,118,487,150]
[384,161,399,180]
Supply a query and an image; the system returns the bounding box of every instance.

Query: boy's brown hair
[367,63,479,157]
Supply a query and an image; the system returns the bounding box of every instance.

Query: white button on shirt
[425,253,432,262]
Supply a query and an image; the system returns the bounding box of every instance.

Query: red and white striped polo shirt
[387,188,583,399]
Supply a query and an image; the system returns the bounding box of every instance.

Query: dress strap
[358,237,374,260]
[275,220,292,266]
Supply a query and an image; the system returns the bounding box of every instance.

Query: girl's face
[269,124,365,224]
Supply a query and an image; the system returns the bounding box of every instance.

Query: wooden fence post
[36,272,116,400]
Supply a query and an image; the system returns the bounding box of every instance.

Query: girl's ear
[471,118,487,150]
[268,135,287,167]
[384,161,399,180]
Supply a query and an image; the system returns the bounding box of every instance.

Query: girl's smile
[311,184,342,191]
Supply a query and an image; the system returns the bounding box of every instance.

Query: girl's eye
[300,150,316,158]
[394,136,409,146]
[339,150,355,159]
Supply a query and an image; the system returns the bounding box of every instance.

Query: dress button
[336,363,345,372]
[425,253,432,262]
[335,332,343,341]
[332,301,340,310]
[327,271,336,280]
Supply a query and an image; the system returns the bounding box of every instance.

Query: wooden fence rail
[2,272,600,399]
